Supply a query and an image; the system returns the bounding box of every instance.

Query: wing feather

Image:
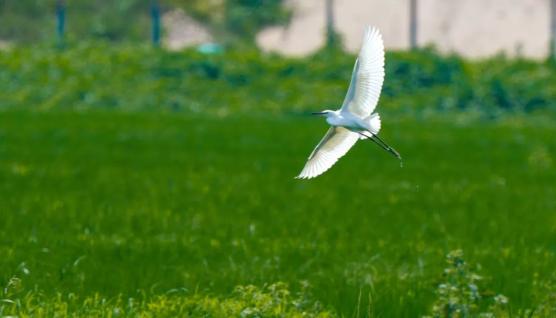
[296,127,359,179]
[341,26,385,117]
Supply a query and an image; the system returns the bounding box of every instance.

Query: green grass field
[1,110,555,317]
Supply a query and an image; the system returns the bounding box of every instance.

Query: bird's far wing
[340,26,385,117]
[296,127,359,179]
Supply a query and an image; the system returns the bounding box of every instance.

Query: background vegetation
[0,0,290,43]
[1,44,556,116]
[1,4,556,315]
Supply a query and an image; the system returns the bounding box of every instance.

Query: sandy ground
[256,0,551,59]
[163,9,213,50]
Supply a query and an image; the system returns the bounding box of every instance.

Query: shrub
[0,44,555,115]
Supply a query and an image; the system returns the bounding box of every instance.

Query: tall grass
[1,110,555,316]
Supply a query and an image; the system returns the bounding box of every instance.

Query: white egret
[296,26,401,179]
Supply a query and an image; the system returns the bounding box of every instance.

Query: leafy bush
[0,43,555,115]
[180,0,291,41]
[424,250,509,318]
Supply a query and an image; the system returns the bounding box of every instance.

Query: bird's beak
[312,111,327,115]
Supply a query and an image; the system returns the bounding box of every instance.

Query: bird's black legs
[373,134,402,160]
[358,131,402,160]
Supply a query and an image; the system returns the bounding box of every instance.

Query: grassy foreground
[1,110,556,317]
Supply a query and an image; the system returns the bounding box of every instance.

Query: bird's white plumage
[341,26,385,117]
[296,127,359,179]
[296,26,386,179]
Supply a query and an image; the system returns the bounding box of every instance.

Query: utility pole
[409,0,418,49]
[325,0,336,48]
[151,0,161,46]
[551,0,556,60]
[56,0,66,45]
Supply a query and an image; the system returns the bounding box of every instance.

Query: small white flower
[494,294,509,305]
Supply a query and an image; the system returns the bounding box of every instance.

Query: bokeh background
[1,1,556,317]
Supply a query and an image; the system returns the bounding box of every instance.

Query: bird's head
[312,110,334,117]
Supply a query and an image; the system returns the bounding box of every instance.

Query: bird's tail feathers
[366,113,381,134]
[358,114,381,140]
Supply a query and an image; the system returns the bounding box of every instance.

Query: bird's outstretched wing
[296,127,359,179]
[341,26,385,117]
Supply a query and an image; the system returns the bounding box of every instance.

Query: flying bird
[296,26,401,179]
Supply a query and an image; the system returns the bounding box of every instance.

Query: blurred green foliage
[0,0,290,43]
[0,44,555,115]
[223,0,291,40]
[178,0,291,41]
[0,0,150,42]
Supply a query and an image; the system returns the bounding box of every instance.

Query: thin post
[56,0,66,44]
[409,0,418,49]
[151,0,161,46]
[325,0,336,48]
[551,0,556,60]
